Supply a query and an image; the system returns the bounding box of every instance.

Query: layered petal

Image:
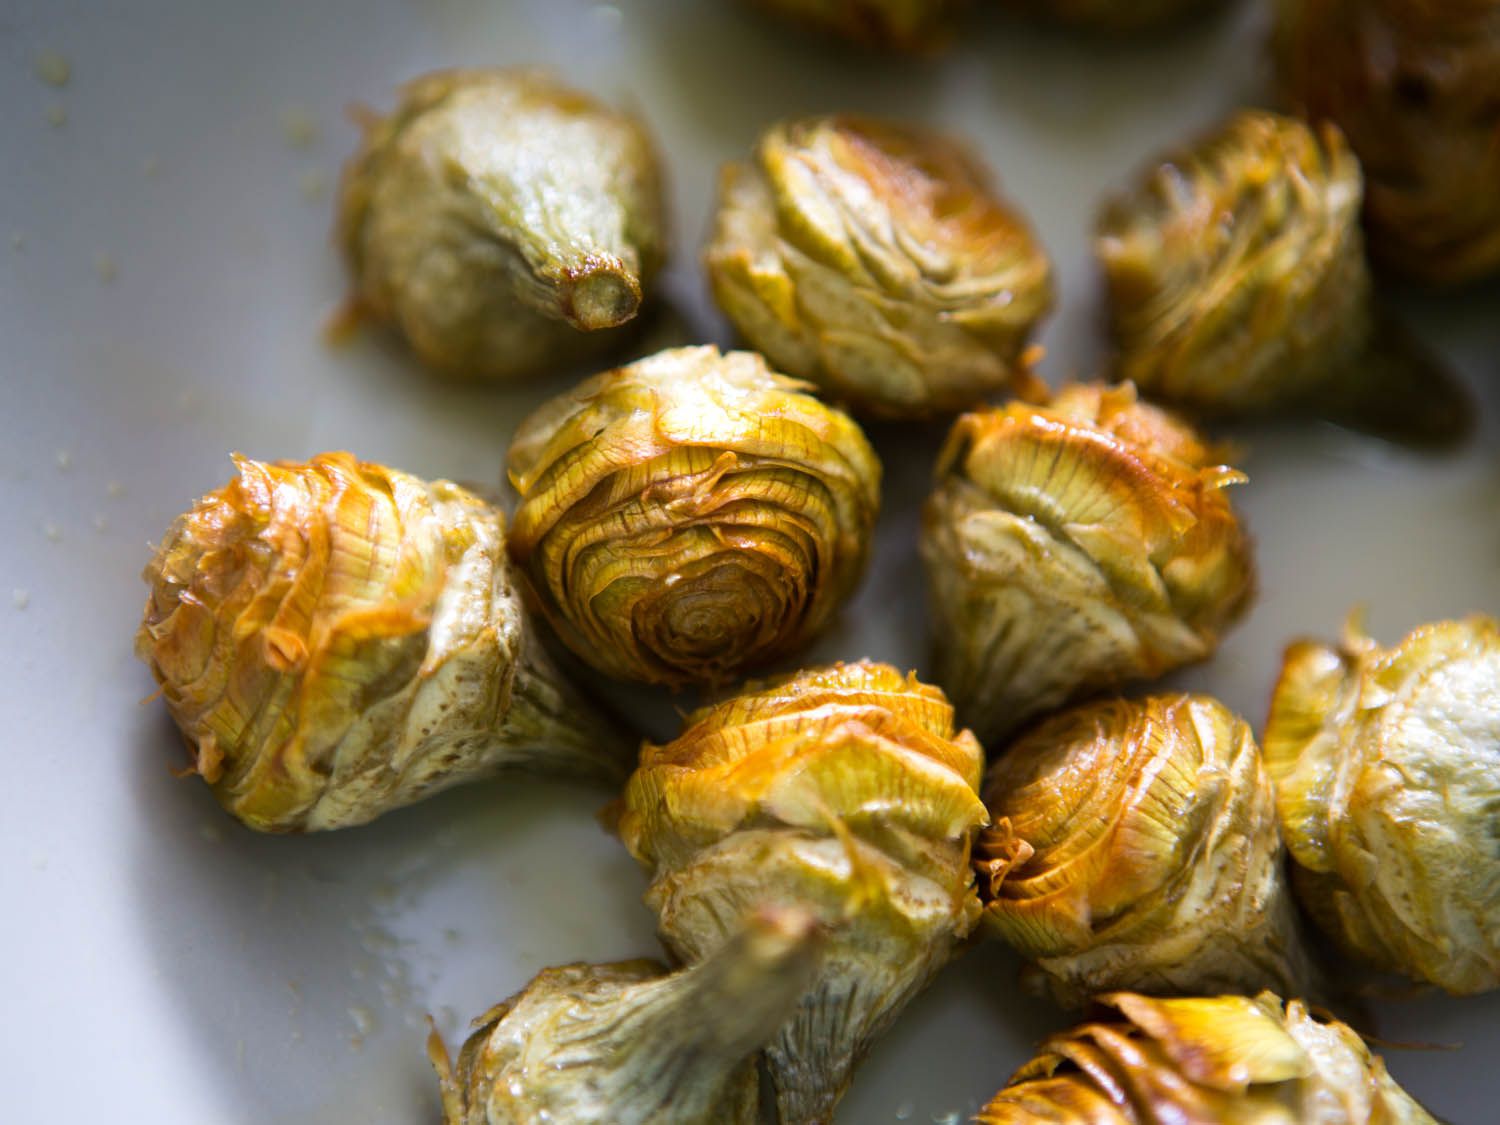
[507,346,880,688]
[921,383,1253,741]
[136,452,627,832]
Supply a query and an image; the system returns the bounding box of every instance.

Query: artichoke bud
[338,68,667,380]
[506,345,881,689]
[747,0,966,51]
[1095,110,1468,443]
[977,694,1321,1008]
[977,990,1439,1124]
[1274,0,1500,286]
[921,383,1253,743]
[618,660,989,1124]
[1265,613,1500,995]
[430,906,822,1125]
[135,453,629,832]
[707,114,1053,418]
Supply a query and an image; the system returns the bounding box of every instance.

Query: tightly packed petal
[506,346,881,688]
[1264,614,1500,994]
[429,907,820,1125]
[1275,0,1500,285]
[136,453,628,832]
[1095,110,1466,441]
[617,660,989,1124]
[921,383,1253,742]
[706,114,1052,418]
[977,991,1438,1124]
[976,695,1319,1008]
[338,68,667,380]
[747,0,967,50]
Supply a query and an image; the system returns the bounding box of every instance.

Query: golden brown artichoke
[337,68,667,381]
[706,114,1053,418]
[430,907,820,1125]
[616,660,989,1124]
[506,345,881,689]
[1095,110,1466,442]
[1265,614,1500,995]
[976,695,1319,1008]
[921,383,1253,743]
[747,0,966,50]
[977,991,1438,1124]
[136,453,627,832]
[1274,0,1500,285]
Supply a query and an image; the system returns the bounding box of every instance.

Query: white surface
[2,1,1498,1121]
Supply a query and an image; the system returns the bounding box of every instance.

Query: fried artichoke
[506,345,881,688]
[337,68,667,381]
[747,0,965,50]
[430,907,820,1125]
[921,383,1253,743]
[617,660,989,1123]
[977,991,1438,1124]
[1264,614,1500,995]
[706,114,1053,418]
[1274,0,1500,285]
[136,453,627,832]
[976,695,1318,1008]
[1095,109,1465,441]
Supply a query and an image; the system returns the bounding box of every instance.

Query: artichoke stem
[499,635,636,785]
[560,258,643,331]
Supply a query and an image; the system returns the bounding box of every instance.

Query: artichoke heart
[747,0,966,50]
[977,694,1320,1008]
[1095,110,1467,441]
[1275,0,1500,285]
[1265,614,1500,995]
[617,660,989,1124]
[707,114,1053,418]
[977,991,1439,1124]
[507,345,881,688]
[136,453,628,832]
[430,907,820,1125]
[921,383,1253,742]
[338,68,667,380]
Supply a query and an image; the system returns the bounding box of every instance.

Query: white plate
[2,1,1498,1121]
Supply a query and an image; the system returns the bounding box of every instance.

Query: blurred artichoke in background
[747,0,966,50]
[617,661,989,1123]
[430,907,820,1125]
[977,695,1319,1008]
[338,68,667,380]
[921,383,1253,743]
[977,991,1438,1123]
[1265,614,1500,995]
[1096,110,1467,442]
[136,453,628,832]
[1274,0,1500,285]
[507,346,881,689]
[1004,0,1223,33]
[707,114,1053,418]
